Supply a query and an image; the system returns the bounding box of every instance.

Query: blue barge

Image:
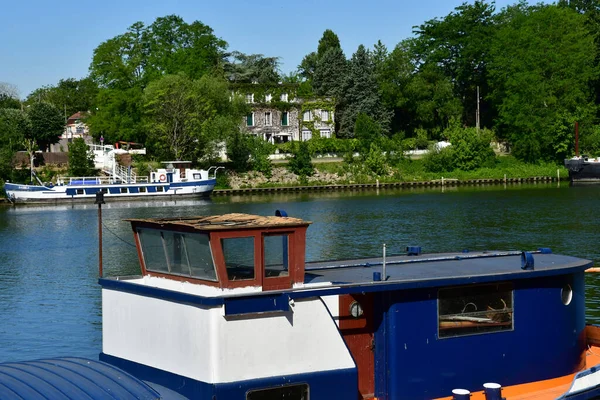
[2,212,600,399]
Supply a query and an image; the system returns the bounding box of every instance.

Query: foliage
[224,51,281,84]
[313,47,347,98]
[445,123,496,171]
[144,73,247,162]
[412,1,497,127]
[287,141,314,177]
[68,138,95,176]
[226,129,251,172]
[581,124,600,156]
[0,109,29,181]
[25,77,98,118]
[354,113,382,157]
[423,145,456,173]
[338,45,392,138]
[364,143,388,176]
[488,4,598,162]
[0,94,21,109]
[249,136,273,177]
[87,87,144,144]
[26,102,64,151]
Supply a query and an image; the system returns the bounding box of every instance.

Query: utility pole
[476,86,480,132]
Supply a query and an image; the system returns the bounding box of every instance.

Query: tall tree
[25,78,98,118]
[338,45,392,138]
[88,15,227,144]
[317,29,342,59]
[144,73,247,162]
[26,102,64,151]
[488,3,598,162]
[224,51,281,84]
[313,47,348,98]
[0,109,29,181]
[0,82,21,109]
[412,1,496,128]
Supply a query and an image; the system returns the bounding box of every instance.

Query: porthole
[349,301,363,318]
[561,284,573,306]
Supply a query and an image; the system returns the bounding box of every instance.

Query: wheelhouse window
[438,283,513,338]
[264,234,289,277]
[137,228,217,281]
[247,383,308,400]
[221,237,255,280]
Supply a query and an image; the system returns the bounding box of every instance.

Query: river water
[1,182,600,363]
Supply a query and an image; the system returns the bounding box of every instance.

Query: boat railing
[58,176,149,185]
[207,166,225,179]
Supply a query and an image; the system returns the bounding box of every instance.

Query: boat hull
[4,180,216,204]
[564,158,600,183]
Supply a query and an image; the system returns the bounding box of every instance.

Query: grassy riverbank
[223,156,567,189]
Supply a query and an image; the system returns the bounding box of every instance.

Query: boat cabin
[150,161,212,183]
[97,212,598,400]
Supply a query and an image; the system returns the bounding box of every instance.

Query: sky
[0,0,533,99]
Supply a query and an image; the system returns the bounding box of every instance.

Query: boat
[564,122,600,183]
[2,209,600,399]
[3,160,220,204]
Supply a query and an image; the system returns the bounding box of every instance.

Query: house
[50,112,93,152]
[237,84,335,143]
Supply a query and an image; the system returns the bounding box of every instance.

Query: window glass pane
[247,384,308,400]
[222,237,255,280]
[187,234,217,281]
[162,231,188,275]
[264,235,289,277]
[438,283,513,338]
[138,229,168,273]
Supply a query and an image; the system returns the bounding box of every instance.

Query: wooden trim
[144,271,220,287]
[133,230,147,275]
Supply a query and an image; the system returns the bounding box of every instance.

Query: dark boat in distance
[563,121,600,183]
[2,210,600,399]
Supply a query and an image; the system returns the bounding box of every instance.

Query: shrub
[423,145,455,172]
[444,124,496,171]
[288,141,314,177]
[227,129,251,172]
[364,144,388,176]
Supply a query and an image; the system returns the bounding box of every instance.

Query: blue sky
[1,0,532,98]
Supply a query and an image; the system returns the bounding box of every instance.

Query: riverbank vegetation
[0,1,598,189]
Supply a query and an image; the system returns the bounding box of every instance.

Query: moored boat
[3,161,219,204]
[2,210,600,399]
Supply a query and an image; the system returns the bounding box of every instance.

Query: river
[1,182,600,363]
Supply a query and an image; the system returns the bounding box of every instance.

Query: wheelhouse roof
[125,213,311,232]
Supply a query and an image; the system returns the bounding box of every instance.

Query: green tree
[68,138,95,176]
[25,78,98,118]
[338,45,392,138]
[26,102,64,151]
[144,73,246,162]
[288,141,314,177]
[412,1,497,127]
[298,52,318,82]
[317,29,342,59]
[445,121,496,171]
[226,129,251,172]
[313,47,348,98]
[225,51,281,84]
[0,109,29,181]
[354,113,382,158]
[488,4,598,162]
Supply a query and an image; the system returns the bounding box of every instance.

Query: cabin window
[222,237,255,280]
[438,283,513,338]
[138,229,169,273]
[120,188,128,193]
[156,186,164,192]
[139,187,146,193]
[76,189,83,195]
[264,234,289,277]
[193,173,201,180]
[247,383,308,400]
[138,228,217,280]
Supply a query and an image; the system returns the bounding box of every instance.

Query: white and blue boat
[4,160,219,204]
[2,210,600,399]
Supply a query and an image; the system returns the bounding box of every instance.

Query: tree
[313,47,348,98]
[354,113,382,158]
[226,128,251,172]
[88,15,227,143]
[412,1,497,128]
[26,102,64,151]
[338,45,392,138]
[0,109,29,181]
[317,29,342,59]
[488,4,598,162]
[287,141,313,177]
[0,82,21,110]
[224,51,281,84]
[68,138,95,176]
[25,78,98,118]
[144,73,247,162]
[298,52,318,82]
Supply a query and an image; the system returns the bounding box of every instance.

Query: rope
[101,222,136,247]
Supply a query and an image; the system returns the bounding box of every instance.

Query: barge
[1,210,600,399]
